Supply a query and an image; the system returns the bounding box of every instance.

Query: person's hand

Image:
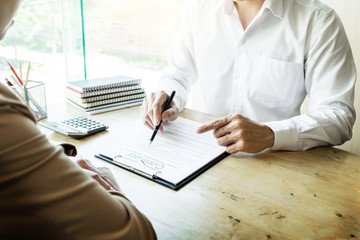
[196,114,274,154]
[140,91,179,132]
[60,143,77,157]
[72,157,122,193]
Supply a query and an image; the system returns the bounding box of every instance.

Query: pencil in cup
[9,76,47,120]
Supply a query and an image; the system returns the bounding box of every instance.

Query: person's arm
[264,11,356,151]
[140,1,197,129]
[0,86,156,240]
[159,1,198,112]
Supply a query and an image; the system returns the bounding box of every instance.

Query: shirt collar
[263,0,284,19]
[224,0,235,15]
[224,0,284,19]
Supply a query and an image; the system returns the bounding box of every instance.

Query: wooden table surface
[40,102,360,240]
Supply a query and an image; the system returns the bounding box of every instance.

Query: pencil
[25,61,31,86]
[7,61,23,85]
[19,61,23,80]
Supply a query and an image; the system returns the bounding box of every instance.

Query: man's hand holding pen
[141,91,179,133]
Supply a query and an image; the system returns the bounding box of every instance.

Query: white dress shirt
[159,0,356,151]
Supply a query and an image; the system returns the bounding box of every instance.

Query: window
[0,0,65,104]
[1,0,188,106]
[82,0,185,93]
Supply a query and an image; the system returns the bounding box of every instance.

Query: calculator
[39,117,109,139]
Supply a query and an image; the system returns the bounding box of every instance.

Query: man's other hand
[197,114,274,154]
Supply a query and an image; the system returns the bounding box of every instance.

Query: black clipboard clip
[95,153,161,179]
[113,154,161,179]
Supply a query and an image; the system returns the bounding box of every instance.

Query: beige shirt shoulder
[0,84,156,240]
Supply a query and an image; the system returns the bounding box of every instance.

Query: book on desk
[65,75,146,114]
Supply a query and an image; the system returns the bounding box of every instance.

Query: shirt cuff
[263,120,299,151]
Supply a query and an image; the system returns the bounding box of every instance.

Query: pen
[7,61,23,85]
[149,90,176,145]
[4,78,13,86]
[6,77,25,104]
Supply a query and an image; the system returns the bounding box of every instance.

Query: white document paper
[111,117,226,185]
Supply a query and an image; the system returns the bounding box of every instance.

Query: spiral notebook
[67,92,146,108]
[67,76,142,93]
[65,85,143,99]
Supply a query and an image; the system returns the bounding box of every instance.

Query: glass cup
[10,80,48,121]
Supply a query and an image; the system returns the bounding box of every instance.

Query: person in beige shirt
[0,1,156,239]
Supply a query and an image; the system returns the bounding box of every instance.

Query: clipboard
[94,152,229,191]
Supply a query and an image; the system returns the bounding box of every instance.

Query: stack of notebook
[65,76,146,114]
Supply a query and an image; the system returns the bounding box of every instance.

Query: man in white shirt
[140,0,356,154]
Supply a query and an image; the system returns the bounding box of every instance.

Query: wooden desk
[41,102,360,239]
